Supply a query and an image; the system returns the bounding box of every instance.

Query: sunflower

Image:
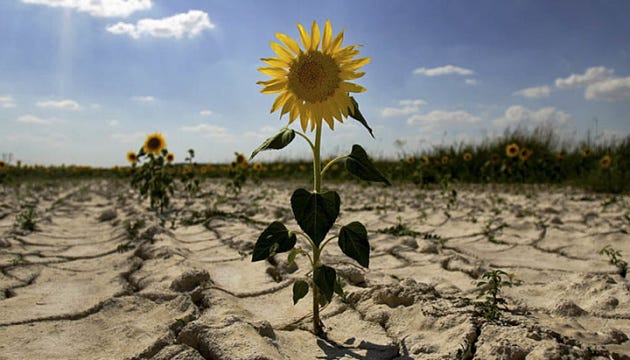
[126,151,138,164]
[600,155,612,169]
[556,150,566,159]
[257,20,370,131]
[506,143,519,158]
[519,148,533,161]
[165,153,175,163]
[143,133,166,155]
[421,156,430,166]
[582,147,591,157]
[463,152,472,161]
[491,154,500,163]
[406,156,415,165]
[253,162,264,171]
[235,153,248,168]
[441,156,449,165]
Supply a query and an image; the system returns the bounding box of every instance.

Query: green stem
[320,155,348,180]
[311,121,324,336]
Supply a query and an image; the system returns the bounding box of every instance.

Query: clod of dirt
[152,344,206,360]
[97,208,117,222]
[170,269,212,292]
[553,300,587,317]
[603,328,628,345]
[336,264,366,286]
[373,278,439,308]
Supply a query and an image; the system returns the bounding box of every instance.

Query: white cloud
[407,110,481,127]
[465,79,478,86]
[381,99,425,117]
[555,66,615,89]
[0,95,16,108]
[22,0,152,18]
[413,65,474,77]
[107,10,214,39]
[16,114,51,125]
[585,76,630,101]
[199,110,212,116]
[36,99,80,110]
[493,105,571,127]
[513,85,551,98]
[131,95,155,102]
[180,123,234,142]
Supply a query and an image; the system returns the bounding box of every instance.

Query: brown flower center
[288,51,340,102]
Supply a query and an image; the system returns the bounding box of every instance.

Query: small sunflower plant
[129,133,176,214]
[250,20,390,337]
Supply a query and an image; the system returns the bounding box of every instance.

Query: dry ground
[0,179,629,359]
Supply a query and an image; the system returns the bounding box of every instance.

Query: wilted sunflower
[421,156,430,166]
[600,155,612,169]
[165,153,175,163]
[126,151,138,164]
[463,152,473,161]
[257,20,370,131]
[441,156,449,165]
[506,143,519,158]
[519,148,533,161]
[143,133,166,155]
[582,147,591,157]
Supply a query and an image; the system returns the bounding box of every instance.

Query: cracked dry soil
[0,179,629,359]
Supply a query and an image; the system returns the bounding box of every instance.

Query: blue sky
[1,0,629,166]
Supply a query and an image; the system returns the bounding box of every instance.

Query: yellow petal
[297,23,311,51]
[289,101,299,123]
[321,20,333,53]
[260,80,288,93]
[280,96,294,116]
[271,91,291,113]
[300,113,309,132]
[261,57,289,68]
[258,67,287,77]
[270,41,294,62]
[339,70,365,80]
[340,81,366,93]
[341,57,371,71]
[276,33,301,55]
[330,29,344,52]
[310,21,320,51]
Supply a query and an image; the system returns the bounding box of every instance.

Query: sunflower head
[463,152,473,161]
[600,155,612,169]
[406,156,415,165]
[506,143,520,158]
[582,147,591,157]
[126,151,138,164]
[235,153,248,168]
[519,148,532,161]
[556,150,566,159]
[253,162,264,171]
[421,156,430,166]
[165,153,175,164]
[258,20,370,132]
[441,156,449,165]
[143,133,166,155]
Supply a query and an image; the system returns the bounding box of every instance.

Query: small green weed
[599,245,627,278]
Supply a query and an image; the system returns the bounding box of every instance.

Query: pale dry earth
[0,179,629,359]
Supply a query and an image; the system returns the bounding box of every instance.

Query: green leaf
[346,144,391,185]
[287,247,305,266]
[290,189,340,246]
[348,97,374,138]
[313,265,336,303]
[338,221,370,268]
[292,280,309,305]
[250,127,296,160]
[251,222,297,262]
